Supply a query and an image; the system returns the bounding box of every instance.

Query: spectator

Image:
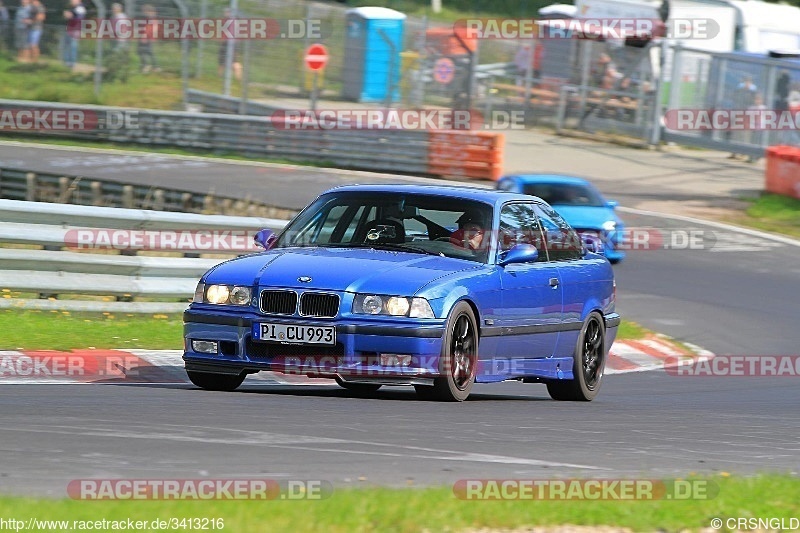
[513,41,542,87]
[110,3,129,51]
[774,71,790,112]
[789,81,800,113]
[63,0,86,69]
[728,76,758,159]
[747,93,767,160]
[107,2,131,81]
[578,52,622,127]
[590,53,619,89]
[217,8,241,79]
[137,4,159,73]
[0,1,9,53]
[774,71,794,146]
[14,0,32,62]
[28,0,44,63]
[733,75,757,108]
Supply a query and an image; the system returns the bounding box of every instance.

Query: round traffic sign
[433,57,456,84]
[305,44,329,71]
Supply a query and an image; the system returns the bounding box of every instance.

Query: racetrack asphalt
[0,138,798,496]
[1,370,797,497]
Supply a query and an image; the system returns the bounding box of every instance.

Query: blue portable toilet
[343,7,406,103]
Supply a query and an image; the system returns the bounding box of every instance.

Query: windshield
[522,183,605,207]
[274,191,494,263]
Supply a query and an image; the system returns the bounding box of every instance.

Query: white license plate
[254,323,336,346]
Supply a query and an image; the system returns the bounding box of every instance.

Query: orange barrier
[427,131,504,181]
[765,145,800,199]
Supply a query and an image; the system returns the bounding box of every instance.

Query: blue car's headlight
[602,220,617,232]
[195,283,252,306]
[353,294,434,318]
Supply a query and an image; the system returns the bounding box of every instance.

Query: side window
[340,205,368,243]
[498,202,545,260]
[315,205,349,244]
[533,203,583,261]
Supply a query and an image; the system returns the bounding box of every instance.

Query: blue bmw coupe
[183,184,619,401]
[496,174,626,263]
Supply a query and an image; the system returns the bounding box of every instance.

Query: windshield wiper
[357,242,443,256]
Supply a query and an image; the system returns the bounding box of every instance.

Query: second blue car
[497,174,626,263]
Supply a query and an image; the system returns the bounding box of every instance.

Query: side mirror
[254,228,277,250]
[498,244,539,266]
[605,200,619,209]
[581,233,605,255]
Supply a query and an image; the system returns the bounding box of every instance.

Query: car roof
[324,183,535,206]
[504,174,593,187]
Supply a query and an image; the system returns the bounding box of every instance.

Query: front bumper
[183,309,447,382]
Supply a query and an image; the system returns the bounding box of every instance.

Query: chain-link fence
[662,45,800,154]
[4,2,799,155]
[190,2,506,111]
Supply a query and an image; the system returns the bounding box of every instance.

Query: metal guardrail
[0,166,297,219]
[0,98,432,176]
[185,89,282,116]
[0,199,288,312]
[0,199,286,231]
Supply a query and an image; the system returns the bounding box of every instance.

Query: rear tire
[547,312,606,401]
[186,370,245,392]
[335,377,382,393]
[415,301,478,402]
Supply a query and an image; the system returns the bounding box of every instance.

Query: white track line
[618,206,800,247]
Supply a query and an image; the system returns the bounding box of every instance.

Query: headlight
[361,295,383,314]
[385,297,410,316]
[602,220,617,232]
[409,298,435,318]
[193,282,205,303]
[229,286,252,306]
[353,294,434,318]
[205,285,230,304]
[203,284,252,306]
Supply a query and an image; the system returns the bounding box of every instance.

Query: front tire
[547,312,606,401]
[186,370,245,392]
[415,301,478,402]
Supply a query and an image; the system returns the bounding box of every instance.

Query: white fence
[0,199,288,313]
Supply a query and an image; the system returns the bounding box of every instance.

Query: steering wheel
[359,219,406,244]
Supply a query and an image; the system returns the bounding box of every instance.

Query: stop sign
[305,44,329,71]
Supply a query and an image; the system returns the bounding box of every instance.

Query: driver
[449,211,487,251]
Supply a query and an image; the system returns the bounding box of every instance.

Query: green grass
[0,56,197,109]
[0,475,797,532]
[0,308,648,351]
[739,192,800,239]
[616,320,649,341]
[0,309,184,350]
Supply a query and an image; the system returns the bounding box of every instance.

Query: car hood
[204,247,481,294]
[550,205,620,230]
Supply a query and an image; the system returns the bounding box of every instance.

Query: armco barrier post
[26,172,36,202]
[765,146,800,200]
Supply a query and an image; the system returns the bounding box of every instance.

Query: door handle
[549,277,559,289]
